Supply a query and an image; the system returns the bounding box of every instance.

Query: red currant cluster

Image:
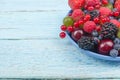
[59,0,120,57]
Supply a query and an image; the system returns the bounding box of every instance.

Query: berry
[61,25,67,31]
[74,21,79,28]
[102,0,108,5]
[105,3,113,10]
[63,16,74,27]
[110,19,120,28]
[100,22,118,39]
[93,37,100,44]
[99,7,111,16]
[67,26,74,32]
[109,49,119,57]
[71,29,84,41]
[95,4,100,9]
[68,0,85,10]
[78,36,95,50]
[117,29,120,38]
[114,44,120,50]
[83,21,96,33]
[114,11,119,17]
[114,38,120,44]
[94,17,99,23]
[88,10,99,20]
[87,6,94,11]
[109,0,114,4]
[98,39,114,55]
[78,20,84,25]
[71,9,84,21]
[85,0,100,7]
[92,30,99,37]
[84,14,91,22]
[59,32,66,39]
[95,26,101,32]
[114,0,120,12]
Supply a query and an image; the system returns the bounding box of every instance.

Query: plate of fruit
[59,0,120,61]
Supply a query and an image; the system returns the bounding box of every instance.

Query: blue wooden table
[0,0,120,79]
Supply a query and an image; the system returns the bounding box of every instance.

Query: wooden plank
[0,0,69,11]
[0,39,119,78]
[0,11,68,39]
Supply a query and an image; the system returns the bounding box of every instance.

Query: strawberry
[71,9,84,21]
[99,7,111,16]
[114,0,120,12]
[68,0,85,10]
[110,19,120,28]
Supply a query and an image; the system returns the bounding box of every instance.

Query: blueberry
[118,19,120,22]
[110,49,119,57]
[114,44,120,50]
[109,0,114,4]
[92,31,98,37]
[84,10,88,14]
[98,35,103,40]
[114,38,120,44]
[93,37,100,44]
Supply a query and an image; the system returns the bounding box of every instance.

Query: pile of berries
[59,0,120,57]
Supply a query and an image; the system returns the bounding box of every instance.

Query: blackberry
[100,22,118,39]
[78,36,95,50]
[88,10,99,20]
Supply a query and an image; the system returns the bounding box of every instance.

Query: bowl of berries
[59,0,120,61]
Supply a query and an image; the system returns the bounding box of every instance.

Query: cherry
[67,26,74,32]
[59,32,66,39]
[98,39,114,55]
[61,25,67,31]
[71,29,83,41]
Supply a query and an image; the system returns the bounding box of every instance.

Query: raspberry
[71,9,84,21]
[83,21,96,33]
[110,19,120,28]
[114,0,120,12]
[99,7,111,16]
[68,0,85,10]
[85,0,100,7]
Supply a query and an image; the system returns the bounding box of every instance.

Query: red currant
[87,6,94,11]
[95,5,100,9]
[101,18,107,23]
[84,14,91,22]
[96,26,101,32]
[106,17,110,22]
[94,18,99,23]
[114,11,119,17]
[74,22,79,28]
[67,26,74,32]
[59,32,66,39]
[78,20,84,25]
[60,25,67,31]
[102,0,108,5]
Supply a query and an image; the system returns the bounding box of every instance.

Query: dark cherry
[98,39,114,55]
[71,29,83,42]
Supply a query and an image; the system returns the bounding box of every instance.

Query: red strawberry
[114,0,120,12]
[110,19,120,28]
[68,0,85,10]
[71,9,84,21]
[83,21,96,33]
[99,7,111,16]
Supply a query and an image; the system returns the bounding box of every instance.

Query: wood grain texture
[0,0,120,79]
